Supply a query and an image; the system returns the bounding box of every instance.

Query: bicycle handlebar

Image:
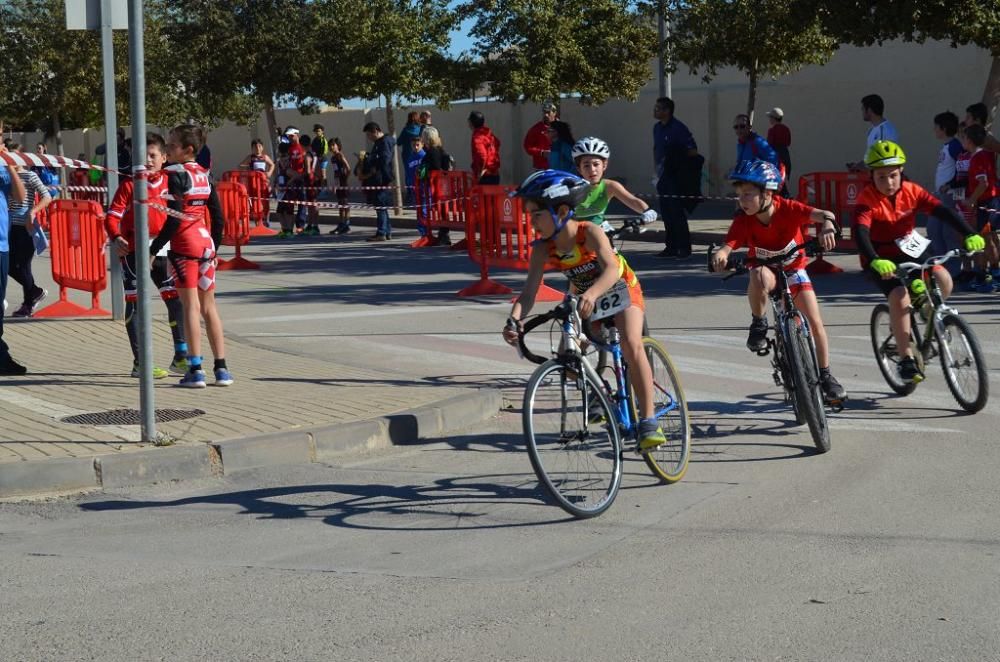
[706,238,825,280]
[895,248,980,277]
[604,217,647,240]
[515,295,607,365]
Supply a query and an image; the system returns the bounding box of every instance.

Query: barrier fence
[457,185,564,302]
[797,171,868,275]
[34,199,110,318]
[221,170,275,237]
[215,180,259,271]
[413,171,473,249]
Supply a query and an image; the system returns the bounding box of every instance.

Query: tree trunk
[982,55,1000,131]
[385,95,403,214]
[263,101,279,158]
[746,59,758,125]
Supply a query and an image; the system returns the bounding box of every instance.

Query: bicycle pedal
[825,397,846,413]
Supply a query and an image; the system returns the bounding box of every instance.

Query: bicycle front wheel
[787,321,831,453]
[937,314,989,413]
[523,360,622,518]
[869,303,917,396]
[637,337,691,482]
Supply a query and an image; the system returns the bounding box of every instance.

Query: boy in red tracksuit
[150,124,232,388]
[105,133,187,379]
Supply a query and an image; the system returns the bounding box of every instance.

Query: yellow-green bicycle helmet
[865,140,906,169]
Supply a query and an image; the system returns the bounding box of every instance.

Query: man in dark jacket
[653,97,699,258]
[362,122,396,241]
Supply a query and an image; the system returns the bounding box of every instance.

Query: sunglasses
[733,124,749,129]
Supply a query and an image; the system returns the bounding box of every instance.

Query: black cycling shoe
[820,370,847,403]
[898,357,924,384]
[746,316,769,353]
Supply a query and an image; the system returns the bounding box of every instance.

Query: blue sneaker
[178,370,207,388]
[214,368,234,386]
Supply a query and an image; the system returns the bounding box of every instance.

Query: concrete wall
[12,39,994,199]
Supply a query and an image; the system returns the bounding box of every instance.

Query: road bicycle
[870,249,989,413]
[515,293,691,518]
[708,239,836,453]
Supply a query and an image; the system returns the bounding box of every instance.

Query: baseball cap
[766,107,784,120]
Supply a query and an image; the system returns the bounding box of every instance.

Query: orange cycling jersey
[853,181,940,264]
[545,225,645,311]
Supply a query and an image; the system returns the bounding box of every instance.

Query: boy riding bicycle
[570,137,658,230]
[709,159,847,404]
[500,170,666,451]
[853,140,984,383]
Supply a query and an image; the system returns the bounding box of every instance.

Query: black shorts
[277,184,303,214]
[975,199,997,232]
[122,253,177,302]
[865,247,935,297]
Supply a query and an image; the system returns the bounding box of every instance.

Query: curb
[0,387,504,499]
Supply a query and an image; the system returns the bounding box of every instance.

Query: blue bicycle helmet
[512,169,591,240]
[729,159,783,191]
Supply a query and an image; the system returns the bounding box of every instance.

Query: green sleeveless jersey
[575,180,611,224]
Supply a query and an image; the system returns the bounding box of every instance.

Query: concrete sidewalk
[0,319,502,498]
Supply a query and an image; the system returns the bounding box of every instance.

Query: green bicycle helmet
[865,140,906,169]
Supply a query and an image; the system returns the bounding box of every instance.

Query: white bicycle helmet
[571,136,610,161]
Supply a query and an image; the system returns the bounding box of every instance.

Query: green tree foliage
[0,0,105,135]
[456,0,657,104]
[668,0,838,118]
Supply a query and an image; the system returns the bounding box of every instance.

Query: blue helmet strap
[532,207,575,244]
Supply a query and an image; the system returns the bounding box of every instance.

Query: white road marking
[0,389,140,442]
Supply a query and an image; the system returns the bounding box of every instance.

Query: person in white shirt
[848,94,899,171]
[930,111,965,260]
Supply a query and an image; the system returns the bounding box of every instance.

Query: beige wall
[15,39,993,199]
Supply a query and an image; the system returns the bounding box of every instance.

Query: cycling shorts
[168,249,217,292]
[765,266,813,298]
[122,254,177,303]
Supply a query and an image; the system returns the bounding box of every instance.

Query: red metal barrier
[215,181,259,271]
[457,185,563,301]
[413,170,473,250]
[34,199,110,317]
[222,169,275,236]
[797,171,869,274]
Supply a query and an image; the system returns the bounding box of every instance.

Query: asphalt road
[2,232,999,661]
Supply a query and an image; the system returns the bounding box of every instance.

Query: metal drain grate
[61,408,205,426]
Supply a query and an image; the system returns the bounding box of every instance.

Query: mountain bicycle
[515,294,691,518]
[708,239,836,453]
[869,248,989,412]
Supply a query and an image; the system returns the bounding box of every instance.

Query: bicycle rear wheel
[869,303,917,396]
[523,360,622,518]
[938,313,989,413]
[635,337,691,482]
[787,320,831,453]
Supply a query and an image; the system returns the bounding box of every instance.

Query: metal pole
[665,14,672,99]
[101,0,125,320]
[657,2,666,99]
[127,0,155,441]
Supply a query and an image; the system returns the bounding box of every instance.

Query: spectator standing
[959,124,1000,291]
[765,108,792,193]
[5,145,50,318]
[734,114,780,171]
[849,94,898,170]
[653,96,699,258]
[547,121,575,172]
[930,111,964,259]
[419,110,433,127]
[468,111,501,185]
[32,143,59,197]
[397,112,423,204]
[964,103,1000,153]
[419,127,454,245]
[362,121,395,241]
[328,138,352,234]
[299,134,320,235]
[195,139,211,171]
[523,102,558,170]
[239,139,276,178]
[312,124,329,189]
[0,150,28,374]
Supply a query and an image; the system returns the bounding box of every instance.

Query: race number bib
[753,239,799,266]
[894,231,930,258]
[589,279,631,321]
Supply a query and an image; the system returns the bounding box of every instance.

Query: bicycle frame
[896,253,964,367]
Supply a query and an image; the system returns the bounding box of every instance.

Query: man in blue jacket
[733,113,780,171]
[363,122,396,241]
[0,155,28,374]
